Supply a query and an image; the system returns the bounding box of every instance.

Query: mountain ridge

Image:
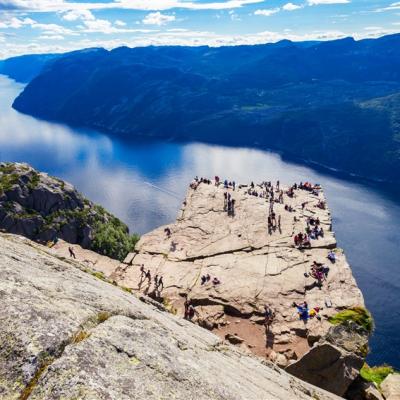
[9,33,400,183]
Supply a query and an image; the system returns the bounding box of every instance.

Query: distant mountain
[12,35,400,182]
[0,53,59,83]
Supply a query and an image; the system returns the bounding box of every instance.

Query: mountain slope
[12,34,400,182]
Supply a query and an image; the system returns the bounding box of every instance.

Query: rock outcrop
[0,232,340,400]
[286,322,369,396]
[0,162,138,260]
[113,180,364,367]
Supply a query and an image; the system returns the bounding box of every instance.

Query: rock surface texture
[381,374,400,400]
[0,232,341,400]
[114,181,364,367]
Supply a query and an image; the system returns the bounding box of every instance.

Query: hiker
[232,181,236,190]
[158,276,164,291]
[164,227,171,238]
[201,275,207,285]
[184,298,190,319]
[154,274,159,287]
[140,264,145,278]
[264,305,275,332]
[187,304,196,320]
[68,246,76,259]
[145,269,151,283]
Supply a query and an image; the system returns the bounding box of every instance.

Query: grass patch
[27,172,40,190]
[0,172,19,195]
[163,297,178,315]
[122,286,133,294]
[72,330,91,344]
[97,311,111,324]
[360,364,394,386]
[328,307,374,333]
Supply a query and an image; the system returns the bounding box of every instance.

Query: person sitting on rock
[68,246,76,259]
[164,227,171,238]
[327,251,336,263]
[212,277,221,285]
[201,275,207,285]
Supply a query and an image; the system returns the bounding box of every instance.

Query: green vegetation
[0,164,19,195]
[27,171,40,190]
[42,205,139,261]
[328,307,374,333]
[92,220,139,262]
[360,364,395,386]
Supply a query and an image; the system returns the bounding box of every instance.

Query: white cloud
[39,34,64,39]
[254,8,280,16]
[2,27,398,60]
[115,19,126,26]
[62,9,95,21]
[142,12,175,26]
[0,16,76,35]
[307,0,349,5]
[0,16,35,28]
[282,3,303,11]
[0,0,265,12]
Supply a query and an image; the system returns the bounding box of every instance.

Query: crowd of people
[133,176,336,350]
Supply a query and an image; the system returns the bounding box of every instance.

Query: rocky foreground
[0,232,340,400]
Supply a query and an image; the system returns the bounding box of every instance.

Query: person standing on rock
[264,305,275,332]
[68,246,76,259]
[140,264,145,279]
[158,276,164,291]
[145,269,151,283]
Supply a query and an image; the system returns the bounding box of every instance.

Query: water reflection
[0,75,399,368]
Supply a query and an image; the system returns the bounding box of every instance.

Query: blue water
[0,75,399,368]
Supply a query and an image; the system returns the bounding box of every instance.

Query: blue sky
[0,0,399,58]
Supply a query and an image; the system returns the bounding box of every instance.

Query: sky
[0,0,399,58]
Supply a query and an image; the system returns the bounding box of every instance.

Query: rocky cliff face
[114,181,364,367]
[0,232,340,400]
[0,162,137,260]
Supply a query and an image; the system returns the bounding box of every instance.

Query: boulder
[346,377,384,400]
[381,374,400,400]
[225,333,245,345]
[285,342,364,396]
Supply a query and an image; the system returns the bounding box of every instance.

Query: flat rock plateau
[107,180,364,367]
[0,232,340,400]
